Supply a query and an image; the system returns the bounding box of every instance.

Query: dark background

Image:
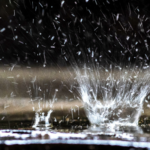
[0,0,150,67]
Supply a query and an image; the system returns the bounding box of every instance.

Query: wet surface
[0,119,150,149]
[0,128,150,149]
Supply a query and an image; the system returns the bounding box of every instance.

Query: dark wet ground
[0,118,150,149]
[0,126,150,150]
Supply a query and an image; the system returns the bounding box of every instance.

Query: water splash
[73,64,150,130]
[28,81,58,129]
[32,110,53,129]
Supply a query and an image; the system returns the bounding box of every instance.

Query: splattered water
[73,64,150,132]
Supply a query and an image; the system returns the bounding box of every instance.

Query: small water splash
[32,110,53,129]
[28,81,59,129]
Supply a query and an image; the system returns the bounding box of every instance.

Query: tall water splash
[73,64,150,131]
